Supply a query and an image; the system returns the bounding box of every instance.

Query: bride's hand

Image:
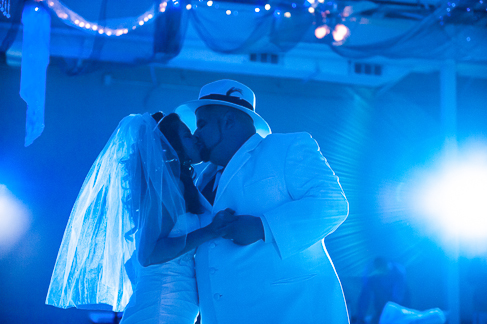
[206,208,237,238]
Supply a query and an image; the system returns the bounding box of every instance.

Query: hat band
[199,94,254,111]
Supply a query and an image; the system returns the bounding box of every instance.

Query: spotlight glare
[284,12,291,18]
[0,185,32,256]
[265,4,271,10]
[410,141,487,255]
[226,9,231,15]
[255,7,260,12]
[308,7,315,13]
[207,0,213,6]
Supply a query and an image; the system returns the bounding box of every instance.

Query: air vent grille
[250,53,279,64]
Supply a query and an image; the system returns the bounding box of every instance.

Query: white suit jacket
[195,133,349,324]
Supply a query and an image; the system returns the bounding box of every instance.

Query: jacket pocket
[270,273,318,285]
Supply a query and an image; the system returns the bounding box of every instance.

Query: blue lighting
[0,185,32,256]
[409,141,487,255]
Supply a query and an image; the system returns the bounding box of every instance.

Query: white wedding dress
[121,212,200,324]
[45,114,200,322]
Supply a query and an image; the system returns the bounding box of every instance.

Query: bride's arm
[142,209,237,266]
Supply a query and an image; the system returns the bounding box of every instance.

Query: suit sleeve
[262,133,349,259]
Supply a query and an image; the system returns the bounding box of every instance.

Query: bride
[45,112,234,323]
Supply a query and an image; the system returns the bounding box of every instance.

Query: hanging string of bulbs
[31,0,352,44]
[1,0,11,18]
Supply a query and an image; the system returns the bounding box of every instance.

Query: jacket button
[209,242,216,248]
[213,293,221,300]
[209,268,217,274]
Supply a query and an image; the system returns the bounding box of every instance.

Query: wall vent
[353,62,383,76]
[250,53,279,64]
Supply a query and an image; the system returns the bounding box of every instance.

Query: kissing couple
[46,79,350,324]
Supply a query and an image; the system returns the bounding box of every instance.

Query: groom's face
[194,105,225,163]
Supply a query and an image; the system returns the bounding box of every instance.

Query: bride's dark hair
[152,112,204,214]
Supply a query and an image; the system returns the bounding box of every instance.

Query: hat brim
[175,99,271,137]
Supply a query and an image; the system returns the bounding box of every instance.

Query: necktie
[201,169,223,205]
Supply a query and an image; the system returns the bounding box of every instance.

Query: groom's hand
[223,215,264,245]
[207,208,237,238]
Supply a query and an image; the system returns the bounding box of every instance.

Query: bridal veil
[46,113,186,311]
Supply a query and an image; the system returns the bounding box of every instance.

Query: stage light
[0,185,32,257]
[265,4,271,10]
[410,141,487,255]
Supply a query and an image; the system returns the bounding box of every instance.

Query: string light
[24,0,478,47]
[34,0,166,37]
[315,25,330,39]
[332,23,350,42]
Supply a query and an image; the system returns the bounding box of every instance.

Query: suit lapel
[214,134,263,206]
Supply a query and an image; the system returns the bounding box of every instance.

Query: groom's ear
[221,109,237,130]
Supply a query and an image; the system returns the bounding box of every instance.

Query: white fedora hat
[175,79,271,137]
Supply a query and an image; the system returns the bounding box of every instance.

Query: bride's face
[177,122,202,164]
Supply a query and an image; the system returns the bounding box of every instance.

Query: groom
[176,79,349,324]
